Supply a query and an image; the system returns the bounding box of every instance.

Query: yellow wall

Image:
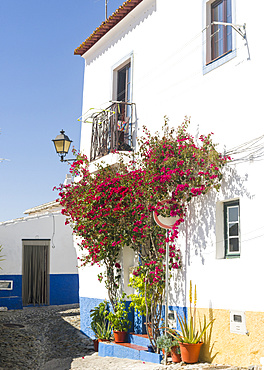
[194,308,264,367]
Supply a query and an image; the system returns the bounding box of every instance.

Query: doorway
[22,240,50,306]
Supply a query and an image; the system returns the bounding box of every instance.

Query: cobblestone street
[0,304,94,369]
[0,304,254,370]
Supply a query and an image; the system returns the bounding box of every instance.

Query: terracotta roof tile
[74,0,143,56]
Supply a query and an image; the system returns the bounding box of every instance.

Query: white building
[0,200,79,309]
[74,0,264,366]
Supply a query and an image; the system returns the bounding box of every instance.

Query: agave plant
[96,322,112,340]
[168,281,214,344]
[90,300,111,339]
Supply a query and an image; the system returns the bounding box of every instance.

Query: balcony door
[117,62,131,105]
[115,62,131,149]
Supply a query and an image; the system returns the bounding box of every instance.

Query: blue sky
[0,0,125,222]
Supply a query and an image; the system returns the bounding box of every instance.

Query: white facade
[75,0,264,365]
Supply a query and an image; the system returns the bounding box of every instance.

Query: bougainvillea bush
[56,117,229,350]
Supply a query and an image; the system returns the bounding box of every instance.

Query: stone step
[98,340,163,364]
[128,332,150,347]
[116,342,148,351]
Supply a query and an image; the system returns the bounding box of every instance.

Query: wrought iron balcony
[90,101,135,162]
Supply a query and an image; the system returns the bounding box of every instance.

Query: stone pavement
[0,304,93,369]
[0,304,254,370]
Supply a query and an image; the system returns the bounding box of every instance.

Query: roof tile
[74,0,143,56]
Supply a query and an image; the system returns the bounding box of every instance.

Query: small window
[204,0,236,74]
[224,200,240,257]
[0,280,13,290]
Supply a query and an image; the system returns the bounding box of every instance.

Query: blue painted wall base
[168,305,187,331]
[80,296,188,337]
[0,274,79,310]
[80,297,105,338]
[0,275,23,310]
[50,274,79,305]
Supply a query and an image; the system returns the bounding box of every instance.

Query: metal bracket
[212,21,246,39]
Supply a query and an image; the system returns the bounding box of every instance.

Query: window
[203,0,236,73]
[224,200,240,257]
[0,281,13,290]
[210,0,232,63]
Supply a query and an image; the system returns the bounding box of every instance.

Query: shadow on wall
[182,165,252,268]
[199,306,219,363]
[168,165,253,356]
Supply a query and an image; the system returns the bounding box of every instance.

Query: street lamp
[52,130,74,162]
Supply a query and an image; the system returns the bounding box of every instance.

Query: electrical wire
[136,33,247,98]
[226,134,264,164]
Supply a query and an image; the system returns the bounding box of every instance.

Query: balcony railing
[90,101,135,162]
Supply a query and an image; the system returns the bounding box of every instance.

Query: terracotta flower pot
[179,342,203,364]
[93,339,99,351]
[162,348,171,357]
[171,346,181,363]
[113,330,127,343]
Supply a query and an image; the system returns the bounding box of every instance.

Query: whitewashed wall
[0,212,77,275]
[77,0,264,329]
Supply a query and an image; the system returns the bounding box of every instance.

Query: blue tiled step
[128,333,150,346]
[98,334,163,364]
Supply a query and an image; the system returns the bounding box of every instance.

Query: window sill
[203,49,236,75]
[225,254,240,259]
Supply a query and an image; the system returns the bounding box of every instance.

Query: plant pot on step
[113,330,127,343]
[93,339,99,351]
[171,345,181,363]
[162,348,171,357]
[179,342,203,364]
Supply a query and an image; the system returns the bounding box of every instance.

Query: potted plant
[157,334,181,363]
[90,300,111,350]
[168,281,214,364]
[95,322,112,342]
[128,268,161,350]
[107,294,131,343]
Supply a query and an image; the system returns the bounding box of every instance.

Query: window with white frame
[203,0,236,73]
[224,200,240,257]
